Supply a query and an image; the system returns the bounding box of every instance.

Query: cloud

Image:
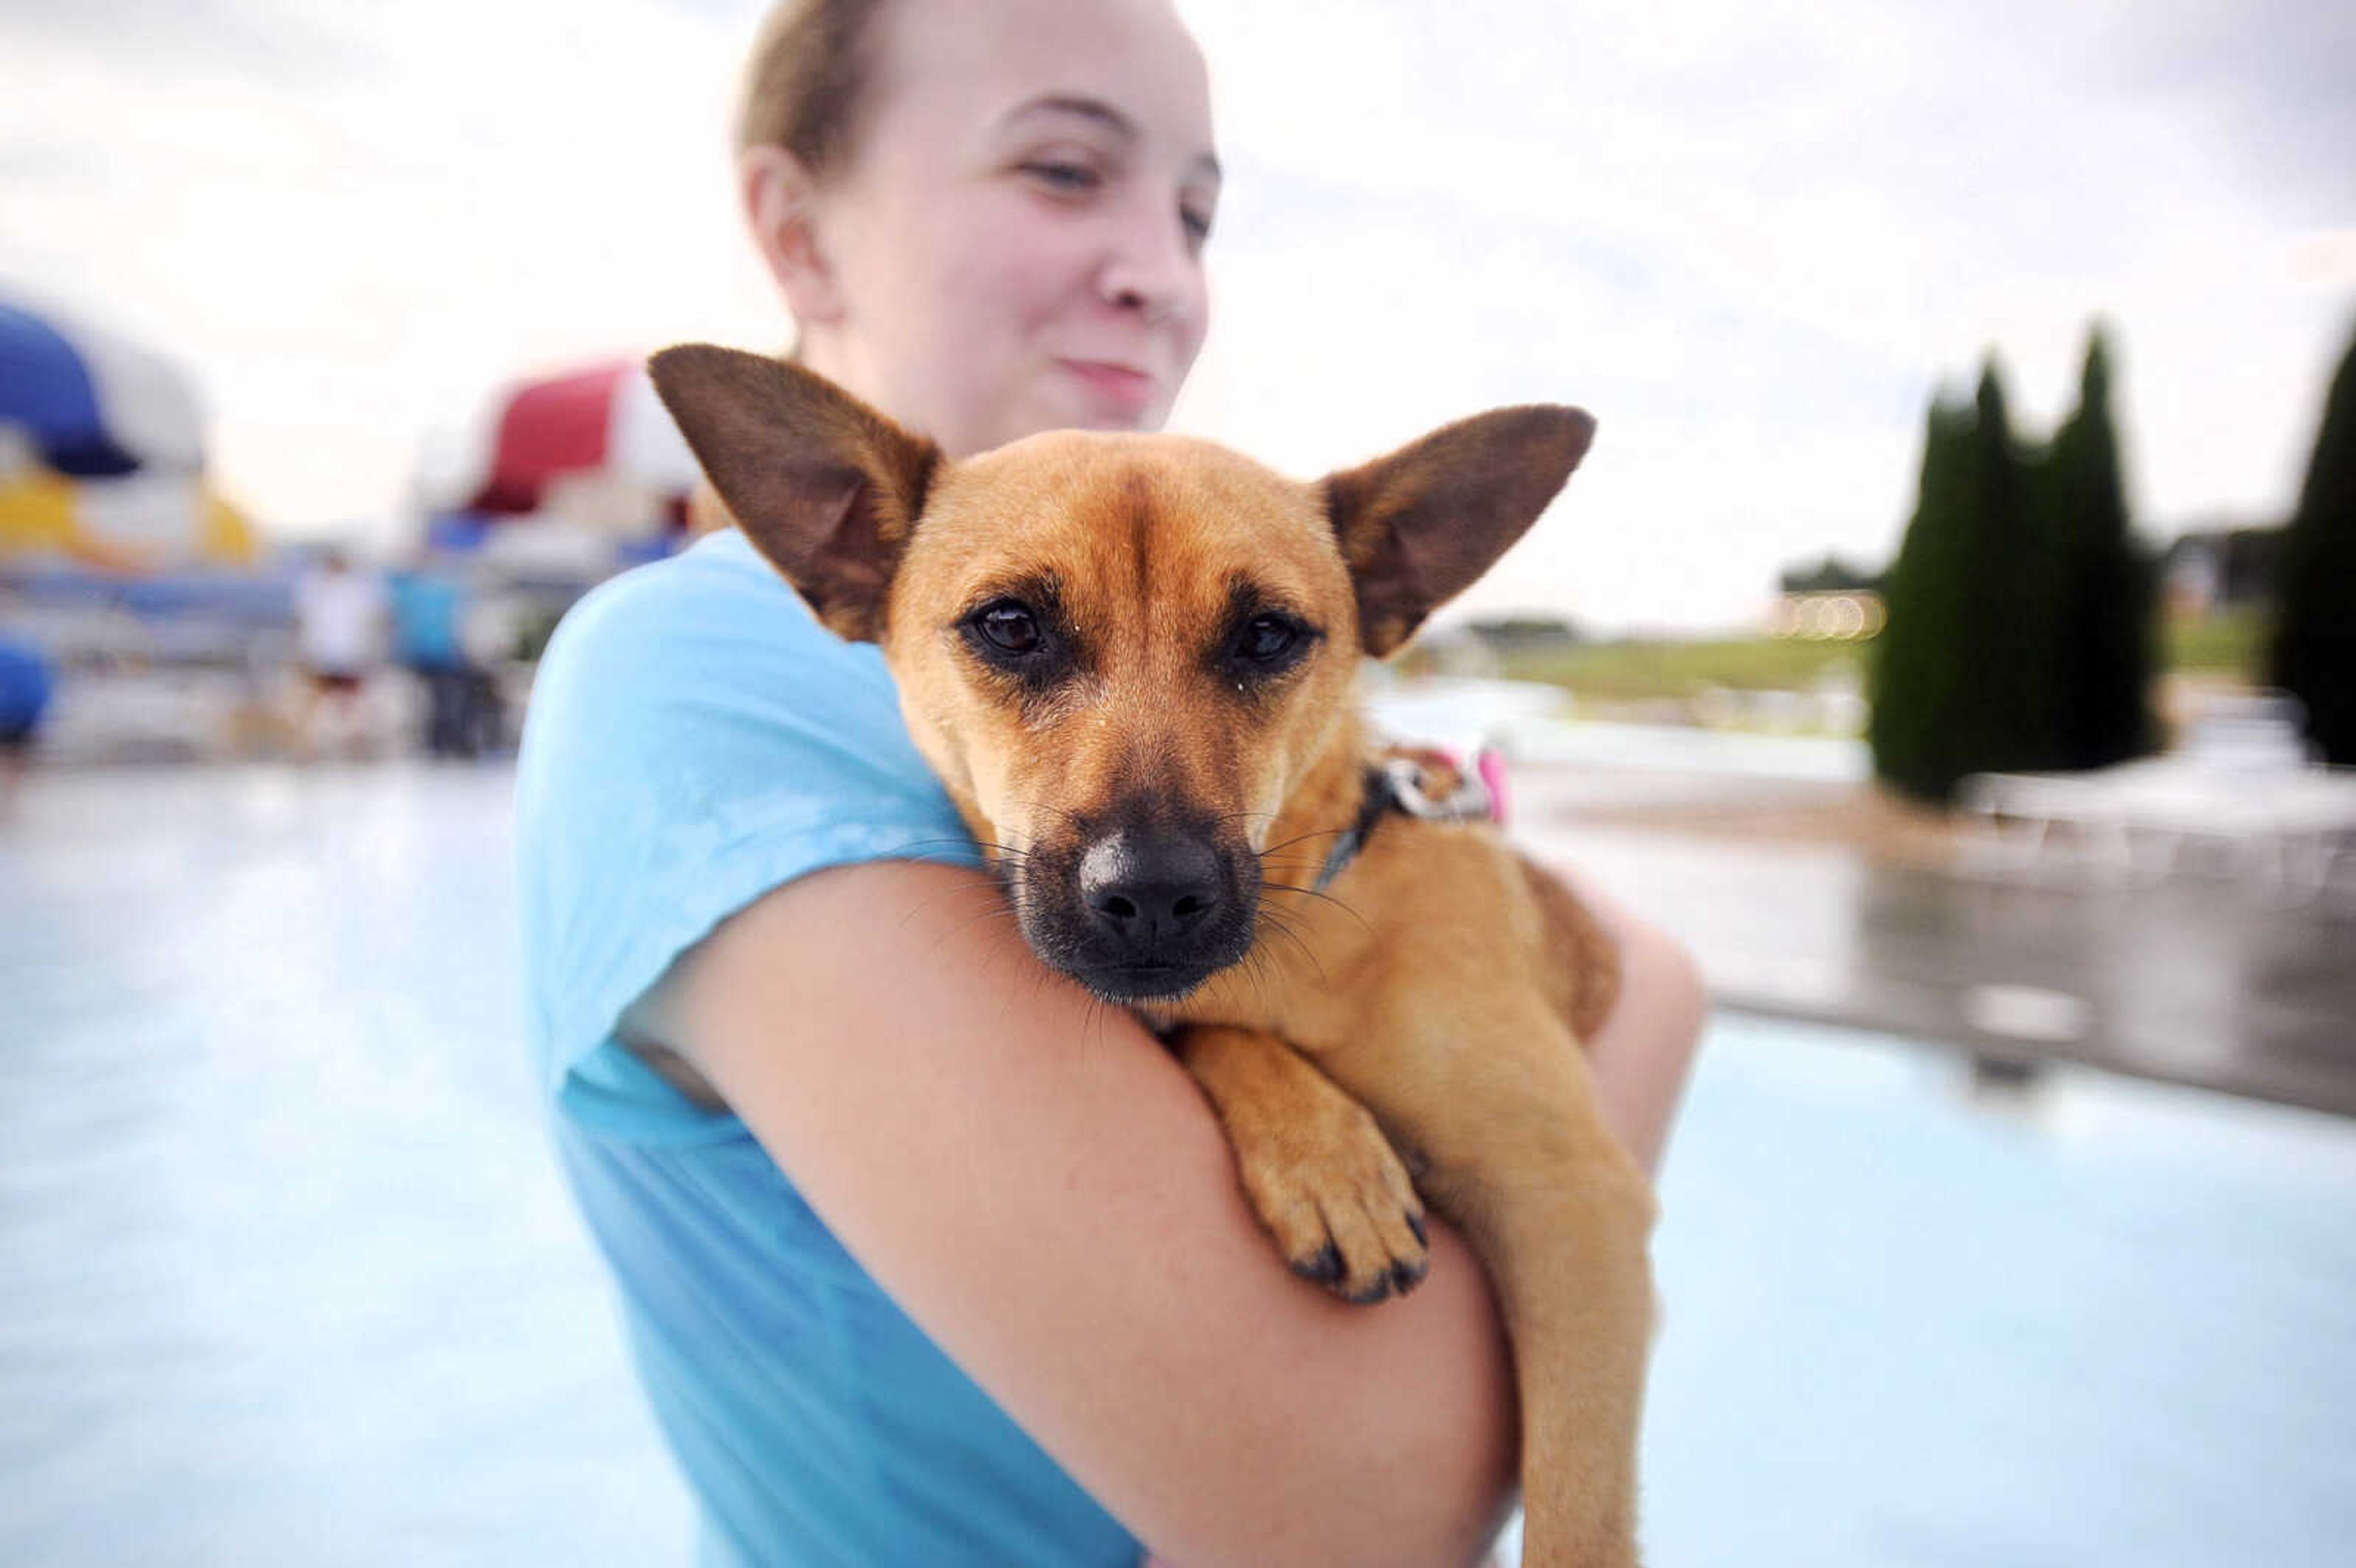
[0,0,374,85]
[2102,0,2356,212]
[1174,0,2354,627]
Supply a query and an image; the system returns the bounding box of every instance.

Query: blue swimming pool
[3,764,2349,1566]
[1630,1012,2356,1567]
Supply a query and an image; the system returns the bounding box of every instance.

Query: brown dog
[651,346,1657,1568]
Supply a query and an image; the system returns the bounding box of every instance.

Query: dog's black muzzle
[1016,822,1258,1003]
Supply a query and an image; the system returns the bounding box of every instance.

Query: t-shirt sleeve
[514,536,979,1142]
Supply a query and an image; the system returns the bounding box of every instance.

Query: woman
[515,2,1707,1564]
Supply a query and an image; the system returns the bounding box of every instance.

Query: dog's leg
[1324,1015,1656,1568]
[1174,1024,1431,1305]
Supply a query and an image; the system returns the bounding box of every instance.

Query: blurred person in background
[0,623,53,815]
[454,573,519,756]
[292,545,388,759]
[515,2,1707,1564]
[390,555,501,758]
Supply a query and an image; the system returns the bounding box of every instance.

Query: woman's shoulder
[514,531,976,1120]
[526,529,903,747]
[515,526,961,859]
[541,528,841,679]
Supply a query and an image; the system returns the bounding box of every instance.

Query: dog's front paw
[1178,1024,1430,1304]
[1257,1104,1431,1305]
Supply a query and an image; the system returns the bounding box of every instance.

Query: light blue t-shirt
[514,528,1142,1568]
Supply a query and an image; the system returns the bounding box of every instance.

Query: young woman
[515,2,1707,1564]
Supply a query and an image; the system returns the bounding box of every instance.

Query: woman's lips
[1058,359,1157,417]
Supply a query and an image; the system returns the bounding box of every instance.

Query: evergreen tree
[1960,362,2068,778]
[1871,396,1976,802]
[2044,327,2159,768]
[1872,358,2076,802]
[2269,323,2356,764]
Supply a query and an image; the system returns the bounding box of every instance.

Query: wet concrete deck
[1511,767,2356,1118]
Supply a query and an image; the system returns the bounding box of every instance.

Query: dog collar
[1311,747,1504,893]
[1312,766,1401,893]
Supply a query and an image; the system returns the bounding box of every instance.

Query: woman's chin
[968,386,1167,450]
[1068,394,1171,435]
[1039,373,1165,434]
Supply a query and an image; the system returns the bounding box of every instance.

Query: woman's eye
[974,602,1042,655]
[1180,204,1214,247]
[1024,159,1101,194]
[1239,614,1299,664]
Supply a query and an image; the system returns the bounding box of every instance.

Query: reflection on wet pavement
[1514,804,2356,1115]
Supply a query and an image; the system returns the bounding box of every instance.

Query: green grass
[2163,607,2269,680]
[1495,637,1865,700]
[1491,610,2273,705]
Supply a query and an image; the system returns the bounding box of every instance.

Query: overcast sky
[3,0,2350,631]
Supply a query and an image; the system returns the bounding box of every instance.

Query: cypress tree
[1871,396,1963,800]
[2045,327,2159,767]
[1873,358,2077,802]
[1960,362,2068,777]
[2269,323,2356,764]
[1871,394,1985,802]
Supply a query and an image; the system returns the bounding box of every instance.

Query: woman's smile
[1056,357,1158,418]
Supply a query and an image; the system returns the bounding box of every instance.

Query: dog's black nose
[1077,831,1225,954]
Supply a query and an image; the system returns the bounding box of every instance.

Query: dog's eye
[1238,613,1301,664]
[972,601,1043,656]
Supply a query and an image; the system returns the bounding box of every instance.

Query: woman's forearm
[1549,868,1709,1176]
[655,859,1521,1568]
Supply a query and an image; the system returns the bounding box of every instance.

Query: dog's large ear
[648,345,940,642]
[1322,406,1595,657]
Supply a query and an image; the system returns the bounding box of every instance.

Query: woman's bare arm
[1549,867,1710,1176]
[630,856,1706,1568]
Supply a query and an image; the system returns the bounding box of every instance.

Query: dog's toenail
[1291,1243,1344,1285]
[1406,1211,1428,1247]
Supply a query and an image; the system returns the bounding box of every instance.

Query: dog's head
[651,347,1593,1003]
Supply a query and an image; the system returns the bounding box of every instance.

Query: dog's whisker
[904,893,1018,936]
[917,904,1029,956]
[1256,824,1360,861]
[1255,908,1328,985]
[1261,882,1373,932]
[1252,946,1292,1009]
[1230,945,1275,1017]
[895,880,1022,933]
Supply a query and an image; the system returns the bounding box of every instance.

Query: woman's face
[791,0,1219,458]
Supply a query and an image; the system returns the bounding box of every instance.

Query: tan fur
[650,347,1656,1568]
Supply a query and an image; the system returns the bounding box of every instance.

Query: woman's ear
[741,145,845,326]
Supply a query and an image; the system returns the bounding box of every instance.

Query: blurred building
[0,296,258,572]
[411,360,699,582]
[2160,524,2281,618]
[1772,554,1885,641]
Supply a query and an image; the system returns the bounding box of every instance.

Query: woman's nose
[1096,195,1202,328]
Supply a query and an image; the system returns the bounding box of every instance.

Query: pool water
[4,764,2349,1566]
